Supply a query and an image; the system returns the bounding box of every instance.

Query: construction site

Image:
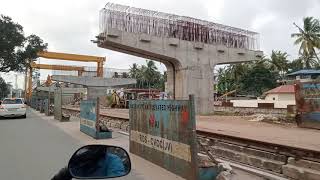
[17,2,320,180]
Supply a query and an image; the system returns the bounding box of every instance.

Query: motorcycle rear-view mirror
[68,145,131,179]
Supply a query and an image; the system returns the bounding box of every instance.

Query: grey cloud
[1,0,320,75]
[218,0,320,58]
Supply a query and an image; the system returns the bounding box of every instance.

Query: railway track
[63,108,320,179]
[197,130,320,163]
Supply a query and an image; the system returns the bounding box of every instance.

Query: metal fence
[129,95,198,179]
[295,81,320,130]
[100,3,259,50]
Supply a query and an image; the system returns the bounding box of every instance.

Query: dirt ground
[197,115,320,151]
[64,106,320,151]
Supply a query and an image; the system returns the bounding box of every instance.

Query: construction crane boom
[25,51,106,101]
[37,51,105,77]
[37,51,105,62]
[30,62,85,72]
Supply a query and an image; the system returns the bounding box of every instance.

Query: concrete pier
[97,3,263,114]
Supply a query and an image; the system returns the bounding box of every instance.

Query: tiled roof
[265,85,295,94]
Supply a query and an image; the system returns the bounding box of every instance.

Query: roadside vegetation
[128,61,166,91]
[217,17,320,96]
[0,15,47,97]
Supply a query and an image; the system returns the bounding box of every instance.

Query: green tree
[22,34,48,69]
[239,61,278,96]
[292,17,320,63]
[128,61,165,90]
[122,72,129,78]
[112,72,119,78]
[288,58,304,73]
[143,60,158,86]
[129,63,139,79]
[0,15,25,72]
[0,77,10,99]
[217,67,234,94]
[228,63,248,90]
[269,50,289,78]
[217,56,279,97]
[0,15,48,72]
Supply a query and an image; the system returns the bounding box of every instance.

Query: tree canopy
[217,58,278,97]
[0,15,47,72]
[0,77,10,99]
[128,61,165,91]
[216,16,320,97]
[292,17,320,64]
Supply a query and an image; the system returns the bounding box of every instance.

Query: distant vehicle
[0,98,27,118]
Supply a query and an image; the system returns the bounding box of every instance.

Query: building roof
[287,69,320,76]
[265,85,295,94]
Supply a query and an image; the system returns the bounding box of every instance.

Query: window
[3,99,23,104]
[300,75,310,79]
[311,75,318,79]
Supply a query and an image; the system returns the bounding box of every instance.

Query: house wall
[230,99,296,109]
[265,94,279,101]
[265,93,295,101]
[278,93,295,101]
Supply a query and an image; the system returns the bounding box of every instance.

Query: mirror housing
[68,145,131,179]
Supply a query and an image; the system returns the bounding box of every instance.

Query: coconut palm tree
[269,50,289,78]
[143,60,158,86]
[288,58,304,73]
[292,17,320,62]
[129,63,139,78]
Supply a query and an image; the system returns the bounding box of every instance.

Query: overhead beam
[30,62,84,71]
[37,51,105,62]
[51,75,136,87]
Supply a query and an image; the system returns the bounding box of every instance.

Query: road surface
[0,109,80,180]
[0,109,182,180]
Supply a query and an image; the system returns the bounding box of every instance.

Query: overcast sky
[1,0,320,87]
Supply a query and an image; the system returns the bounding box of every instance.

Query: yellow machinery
[216,90,236,101]
[30,62,86,87]
[25,51,106,100]
[37,51,105,77]
[30,62,85,76]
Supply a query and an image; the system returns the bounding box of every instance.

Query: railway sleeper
[65,110,320,179]
[209,146,285,173]
[282,157,320,180]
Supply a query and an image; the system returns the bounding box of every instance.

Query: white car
[0,98,27,118]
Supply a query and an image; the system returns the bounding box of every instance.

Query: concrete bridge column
[172,65,214,114]
[97,28,262,114]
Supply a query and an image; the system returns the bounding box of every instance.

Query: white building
[230,85,296,109]
[264,85,295,101]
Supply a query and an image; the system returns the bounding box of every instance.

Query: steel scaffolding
[100,2,259,50]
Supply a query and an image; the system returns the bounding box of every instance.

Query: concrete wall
[230,99,296,109]
[265,93,295,101]
[279,93,295,101]
[98,28,262,114]
[214,106,288,115]
[265,94,279,101]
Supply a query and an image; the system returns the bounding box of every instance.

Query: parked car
[0,98,27,118]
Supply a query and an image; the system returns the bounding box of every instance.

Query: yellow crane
[30,62,86,87]
[25,51,106,100]
[37,51,105,76]
[30,62,85,76]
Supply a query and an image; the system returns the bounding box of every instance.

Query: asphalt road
[0,109,81,180]
[0,109,149,180]
[0,108,265,180]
